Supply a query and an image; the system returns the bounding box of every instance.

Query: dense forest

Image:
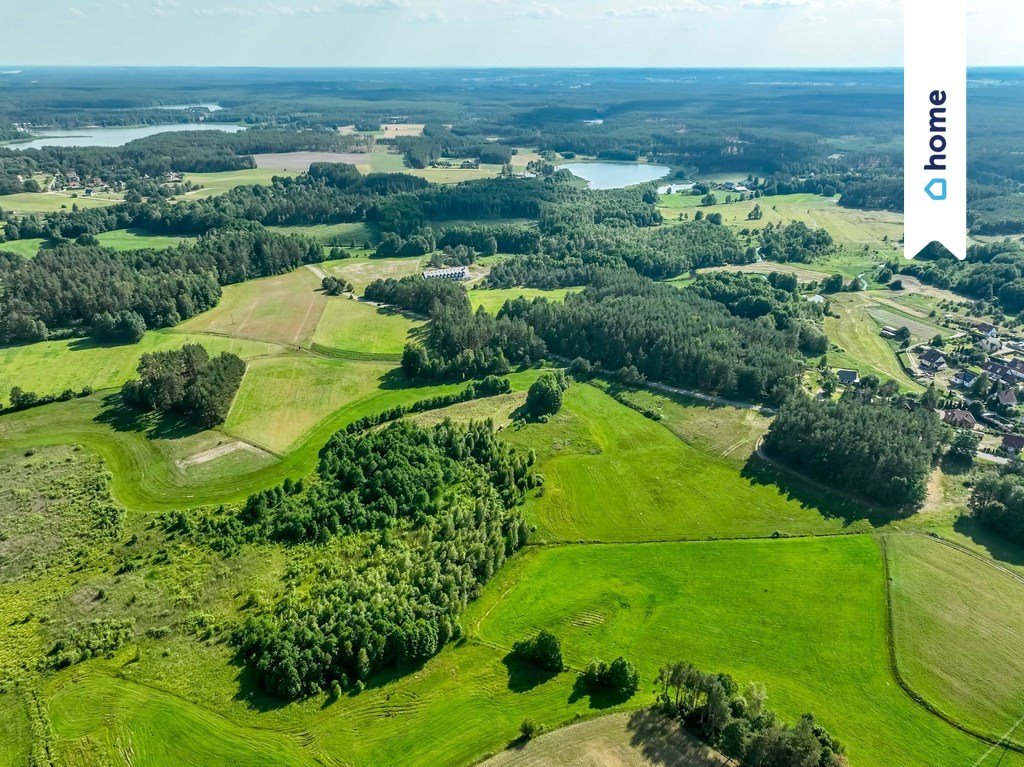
[900,240,1024,314]
[205,419,537,697]
[500,271,806,405]
[762,395,948,507]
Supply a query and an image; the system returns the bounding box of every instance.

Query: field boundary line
[879,534,1024,755]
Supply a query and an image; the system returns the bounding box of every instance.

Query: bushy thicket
[121,344,245,428]
[0,227,320,344]
[48,618,134,669]
[763,396,947,507]
[656,661,846,767]
[231,419,535,697]
[500,271,803,405]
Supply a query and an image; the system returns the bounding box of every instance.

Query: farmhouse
[977,322,999,338]
[836,369,859,385]
[919,348,947,372]
[1003,434,1024,454]
[942,409,978,429]
[423,265,470,281]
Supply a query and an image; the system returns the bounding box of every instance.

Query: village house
[979,336,1002,353]
[976,322,999,338]
[919,348,947,372]
[942,409,978,429]
[1005,359,1024,381]
[952,369,980,388]
[836,369,859,385]
[1003,434,1024,454]
[423,265,470,281]
[998,388,1019,408]
[983,360,1012,384]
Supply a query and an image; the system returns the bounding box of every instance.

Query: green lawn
[326,256,428,293]
[465,536,1020,767]
[888,534,1024,746]
[0,236,46,258]
[0,331,286,402]
[501,383,895,542]
[311,296,423,361]
[468,287,576,315]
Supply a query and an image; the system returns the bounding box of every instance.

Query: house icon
[925,178,947,201]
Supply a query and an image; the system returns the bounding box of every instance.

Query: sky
[2,0,1021,68]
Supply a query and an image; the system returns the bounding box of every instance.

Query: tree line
[656,661,847,767]
[0,227,321,344]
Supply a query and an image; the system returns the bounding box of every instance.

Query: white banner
[904,0,967,260]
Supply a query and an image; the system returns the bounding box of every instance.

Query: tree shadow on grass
[231,657,293,713]
[566,675,633,710]
[952,515,1024,568]
[625,709,723,767]
[740,452,908,530]
[502,652,560,693]
[92,391,205,440]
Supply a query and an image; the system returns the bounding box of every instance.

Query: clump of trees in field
[524,371,568,420]
[321,276,353,296]
[583,656,640,698]
[969,471,1024,545]
[759,221,835,263]
[763,395,947,507]
[48,618,134,669]
[224,419,535,698]
[656,661,847,767]
[501,270,803,406]
[511,630,564,672]
[121,344,245,428]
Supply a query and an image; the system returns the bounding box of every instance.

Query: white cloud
[741,0,820,8]
[404,8,445,22]
[602,1,717,17]
[505,2,566,19]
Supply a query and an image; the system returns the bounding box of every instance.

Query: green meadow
[888,534,1024,747]
[468,286,577,315]
[311,296,423,360]
[502,383,891,542]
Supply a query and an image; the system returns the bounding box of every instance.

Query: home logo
[904,0,966,260]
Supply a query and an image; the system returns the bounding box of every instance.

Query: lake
[558,161,671,190]
[9,123,244,150]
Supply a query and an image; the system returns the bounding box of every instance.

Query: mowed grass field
[177,266,327,347]
[223,356,396,453]
[478,711,727,767]
[466,536,1020,767]
[94,228,190,251]
[824,293,923,392]
[502,383,890,542]
[0,189,124,214]
[182,168,292,198]
[265,221,377,245]
[311,297,423,360]
[325,255,428,292]
[0,331,286,401]
[887,534,1024,746]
